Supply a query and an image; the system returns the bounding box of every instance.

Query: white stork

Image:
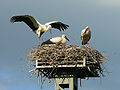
[41,34,69,45]
[81,26,91,47]
[10,15,69,44]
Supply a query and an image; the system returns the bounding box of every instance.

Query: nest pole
[55,76,78,90]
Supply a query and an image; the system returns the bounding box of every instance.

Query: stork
[41,34,69,46]
[10,15,69,44]
[81,26,91,47]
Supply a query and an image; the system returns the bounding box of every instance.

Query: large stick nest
[27,44,106,88]
[28,45,105,66]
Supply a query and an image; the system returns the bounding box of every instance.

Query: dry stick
[85,49,97,63]
[86,49,102,75]
[41,73,42,87]
[87,49,104,75]
[37,71,40,85]
[38,72,43,86]
[29,69,38,78]
[40,66,56,88]
[39,69,49,77]
[87,66,96,76]
[29,69,37,72]
[29,72,34,78]
[40,73,45,88]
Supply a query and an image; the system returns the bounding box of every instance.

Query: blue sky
[0,0,120,90]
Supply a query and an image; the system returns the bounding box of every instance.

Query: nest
[27,44,106,88]
[28,44,105,66]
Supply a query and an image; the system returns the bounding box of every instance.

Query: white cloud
[93,0,120,8]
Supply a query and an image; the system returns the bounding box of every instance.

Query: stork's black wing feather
[10,15,39,31]
[41,39,55,45]
[46,21,69,31]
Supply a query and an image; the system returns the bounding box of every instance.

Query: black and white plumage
[81,26,91,47]
[10,15,69,44]
[41,34,69,45]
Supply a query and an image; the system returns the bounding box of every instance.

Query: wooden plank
[36,65,86,69]
[36,58,86,69]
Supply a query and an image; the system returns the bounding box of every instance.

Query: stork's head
[85,26,89,29]
[45,24,52,33]
[84,26,90,33]
[62,34,70,41]
[85,26,89,30]
[45,24,51,29]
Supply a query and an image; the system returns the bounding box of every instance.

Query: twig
[40,66,56,88]
[29,69,37,72]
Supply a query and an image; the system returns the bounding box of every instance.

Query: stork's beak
[84,28,87,32]
[65,36,70,41]
[85,26,89,33]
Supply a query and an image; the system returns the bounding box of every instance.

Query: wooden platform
[35,58,100,79]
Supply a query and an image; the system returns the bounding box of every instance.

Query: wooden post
[55,77,78,90]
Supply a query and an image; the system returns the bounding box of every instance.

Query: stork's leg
[87,41,89,48]
[63,43,66,48]
[38,36,40,45]
[82,40,85,48]
[50,29,52,34]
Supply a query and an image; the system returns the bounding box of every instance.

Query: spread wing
[10,15,39,31]
[45,21,69,31]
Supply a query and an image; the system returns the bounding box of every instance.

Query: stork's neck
[61,37,66,44]
[37,21,42,27]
